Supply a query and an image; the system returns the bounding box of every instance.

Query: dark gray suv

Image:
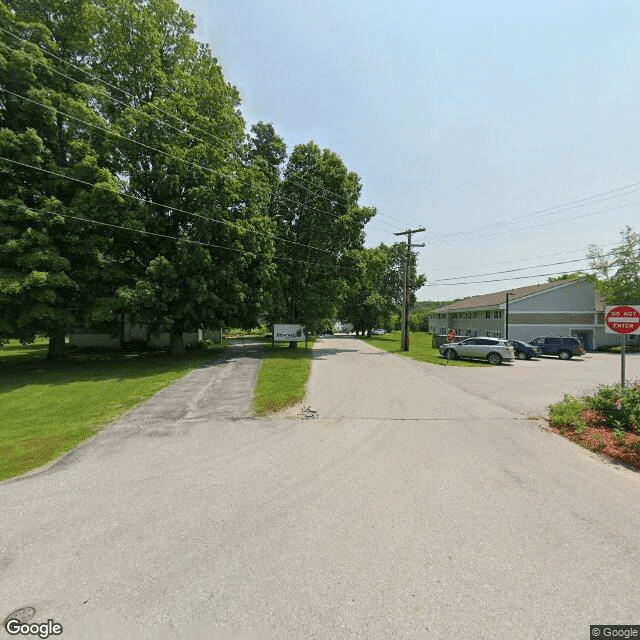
[528,336,585,360]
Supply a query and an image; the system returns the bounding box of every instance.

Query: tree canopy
[588,226,640,305]
[1,0,406,356]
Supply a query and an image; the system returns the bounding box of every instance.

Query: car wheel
[444,349,458,360]
[516,351,527,360]
[487,352,502,365]
[558,350,572,360]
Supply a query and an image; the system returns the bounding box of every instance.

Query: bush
[186,339,219,351]
[548,394,587,432]
[586,382,640,432]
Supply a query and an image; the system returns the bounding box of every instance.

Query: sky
[179,0,640,301]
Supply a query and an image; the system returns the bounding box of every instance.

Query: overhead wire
[427,199,639,244]
[422,268,598,286]
[30,209,350,274]
[0,156,345,258]
[429,256,599,283]
[0,30,413,230]
[1,157,388,279]
[430,182,640,242]
[425,241,621,272]
[1,86,379,254]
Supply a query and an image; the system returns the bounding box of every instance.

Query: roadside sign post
[273,324,308,349]
[446,329,455,366]
[604,305,640,389]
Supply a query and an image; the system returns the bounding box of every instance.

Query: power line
[430,181,640,242]
[0,31,412,230]
[0,40,392,234]
[422,268,597,286]
[21,208,352,276]
[0,156,355,258]
[427,199,639,244]
[429,256,596,283]
[1,85,376,240]
[425,241,621,272]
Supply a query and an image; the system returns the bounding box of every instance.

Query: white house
[430,278,623,350]
[69,315,221,349]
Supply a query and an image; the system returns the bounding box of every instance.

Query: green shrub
[586,382,640,432]
[549,394,587,431]
[612,428,627,445]
[592,433,606,451]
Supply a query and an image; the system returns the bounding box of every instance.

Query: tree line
[0,0,423,358]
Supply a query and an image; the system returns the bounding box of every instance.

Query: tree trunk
[47,328,67,360]
[169,328,184,355]
[119,312,125,351]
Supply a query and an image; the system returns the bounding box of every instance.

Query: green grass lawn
[252,339,316,416]
[361,331,483,367]
[0,339,226,481]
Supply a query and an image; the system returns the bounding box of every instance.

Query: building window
[485,311,491,319]
[493,310,502,319]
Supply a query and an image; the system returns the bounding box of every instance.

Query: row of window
[438,328,503,339]
[436,310,503,320]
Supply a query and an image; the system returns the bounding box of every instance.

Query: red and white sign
[605,305,640,335]
[447,329,456,342]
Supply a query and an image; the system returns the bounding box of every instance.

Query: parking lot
[432,348,640,418]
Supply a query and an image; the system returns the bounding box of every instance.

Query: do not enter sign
[605,305,640,335]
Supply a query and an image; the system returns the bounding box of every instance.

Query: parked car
[439,337,515,365]
[371,329,386,335]
[509,340,541,360]
[527,336,585,360]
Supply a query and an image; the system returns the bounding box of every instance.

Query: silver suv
[439,337,515,365]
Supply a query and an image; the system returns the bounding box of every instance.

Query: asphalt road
[2,337,640,639]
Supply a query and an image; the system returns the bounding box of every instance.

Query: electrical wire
[430,182,640,241]
[30,208,347,274]
[429,256,598,283]
[0,31,412,230]
[0,86,379,240]
[425,241,621,272]
[0,156,354,258]
[427,199,639,244]
[0,41,390,234]
[422,268,598,286]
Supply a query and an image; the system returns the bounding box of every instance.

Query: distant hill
[413,299,460,312]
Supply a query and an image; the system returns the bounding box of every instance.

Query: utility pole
[394,227,425,351]
[505,292,513,340]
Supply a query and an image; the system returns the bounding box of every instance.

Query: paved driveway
[1,337,639,640]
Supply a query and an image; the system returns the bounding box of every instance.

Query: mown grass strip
[252,339,316,416]
[361,331,483,366]
[0,340,226,481]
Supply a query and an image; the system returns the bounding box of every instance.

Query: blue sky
[180,0,640,300]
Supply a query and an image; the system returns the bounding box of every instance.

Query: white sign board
[273,324,306,342]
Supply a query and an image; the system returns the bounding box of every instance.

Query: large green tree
[90,0,276,353]
[340,242,425,336]
[0,0,122,358]
[588,226,640,305]
[267,141,375,332]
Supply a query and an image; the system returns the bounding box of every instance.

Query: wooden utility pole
[394,227,425,351]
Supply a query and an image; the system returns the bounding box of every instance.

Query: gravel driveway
[1,337,639,640]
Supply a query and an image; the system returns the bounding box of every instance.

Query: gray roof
[432,279,597,313]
